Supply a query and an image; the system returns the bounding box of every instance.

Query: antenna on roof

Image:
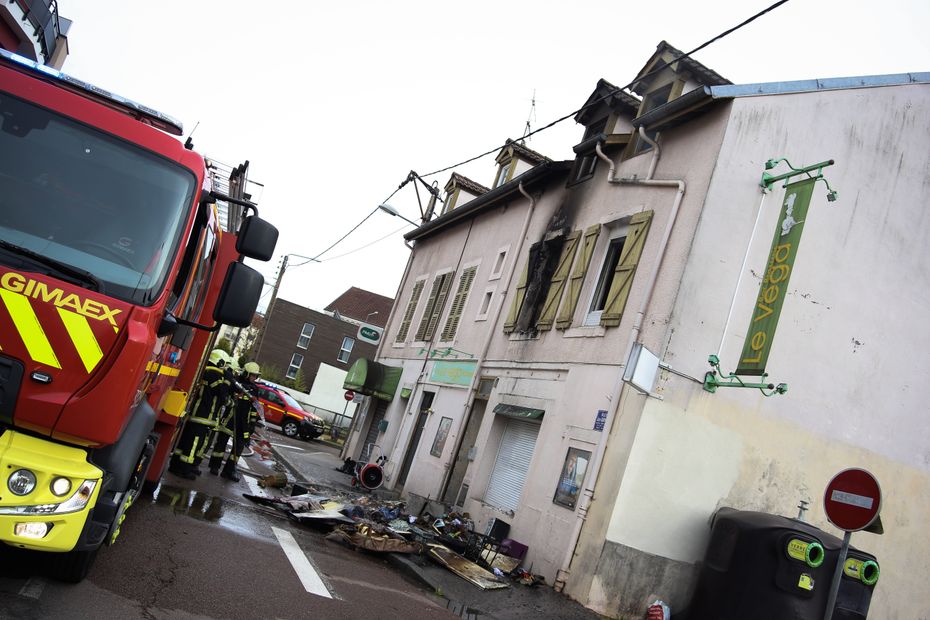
[520,90,536,144]
[184,120,200,150]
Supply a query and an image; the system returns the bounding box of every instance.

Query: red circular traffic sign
[824,468,881,532]
[344,390,355,401]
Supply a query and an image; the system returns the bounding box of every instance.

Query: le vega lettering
[1,271,122,326]
[740,242,791,365]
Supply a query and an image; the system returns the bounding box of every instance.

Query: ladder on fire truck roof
[206,159,264,234]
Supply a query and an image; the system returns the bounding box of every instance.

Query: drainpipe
[554,127,686,591]
[436,181,539,501]
[340,239,416,460]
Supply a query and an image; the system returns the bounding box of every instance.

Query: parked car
[253,382,325,440]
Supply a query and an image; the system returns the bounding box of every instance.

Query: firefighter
[208,361,261,482]
[169,349,231,480]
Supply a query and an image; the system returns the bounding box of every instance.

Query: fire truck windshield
[0,91,197,306]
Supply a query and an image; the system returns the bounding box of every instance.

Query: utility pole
[252,254,287,361]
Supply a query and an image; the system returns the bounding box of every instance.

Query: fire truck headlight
[50,477,72,497]
[8,469,37,496]
[55,480,98,513]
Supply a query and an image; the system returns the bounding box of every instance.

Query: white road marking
[269,442,305,451]
[272,527,334,599]
[18,577,45,599]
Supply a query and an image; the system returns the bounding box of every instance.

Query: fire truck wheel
[70,241,134,267]
[49,548,98,583]
[281,420,299,438]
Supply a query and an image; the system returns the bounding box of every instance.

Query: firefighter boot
[168,458,196,480]
[220,463,240,482]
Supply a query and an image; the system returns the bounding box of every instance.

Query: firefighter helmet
[209,349,228,366]
[244,361,261,376]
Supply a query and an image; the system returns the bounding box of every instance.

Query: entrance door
[442,399,486,504]
[396,392,434,488]
[362,399,388,460]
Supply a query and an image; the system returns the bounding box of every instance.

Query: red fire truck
[0,48,278,581]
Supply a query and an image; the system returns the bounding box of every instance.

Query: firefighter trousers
[208,409,249,474]
[171,417,214,472]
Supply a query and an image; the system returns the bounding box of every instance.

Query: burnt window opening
[515,236,565,333]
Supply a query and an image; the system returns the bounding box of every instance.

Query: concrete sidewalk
[267,435,606,620]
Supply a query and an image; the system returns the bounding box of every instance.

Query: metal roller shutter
[484,418,540,512]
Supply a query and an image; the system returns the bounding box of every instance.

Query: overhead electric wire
[294,0,790,263]
[421,0,791,179]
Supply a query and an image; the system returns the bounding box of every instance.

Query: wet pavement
[0,425,606,619]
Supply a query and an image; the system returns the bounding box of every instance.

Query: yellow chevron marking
[0,289,61,368]
[58,308,103,373]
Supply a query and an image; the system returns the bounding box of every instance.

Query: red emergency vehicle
[0,48,277,581]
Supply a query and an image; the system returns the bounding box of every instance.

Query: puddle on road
[149,484,265,539]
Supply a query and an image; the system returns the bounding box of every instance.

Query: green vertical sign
[736,177,816,376]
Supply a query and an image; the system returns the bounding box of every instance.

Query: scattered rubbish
[327,523,423,554]
[480,548,522,574]
[647,599,671,620]
[492,567,505,577]
[428,544,509,590]
[258,472,288,488]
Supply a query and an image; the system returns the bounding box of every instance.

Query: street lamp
[366,311,379,322]
[378,204,419,227]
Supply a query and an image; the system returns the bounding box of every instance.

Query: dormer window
[441,189,459,215]
[633,83,674,155]
[493,159,514,188]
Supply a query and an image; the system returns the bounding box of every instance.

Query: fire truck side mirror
[214,262,264,327]
[236,216,278,262]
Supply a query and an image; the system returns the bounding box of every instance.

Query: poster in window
[430,416,453,457]
[553,447,591,509]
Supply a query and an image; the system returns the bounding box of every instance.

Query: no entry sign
[824,468,881,532]
[344,390,355,401]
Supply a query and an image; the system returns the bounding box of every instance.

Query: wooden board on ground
[428,544,509,590]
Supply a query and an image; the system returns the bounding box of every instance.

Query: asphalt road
[0,426,454,620]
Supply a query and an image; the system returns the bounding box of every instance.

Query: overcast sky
[60,0,928,313]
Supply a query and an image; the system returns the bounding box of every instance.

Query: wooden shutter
[396,279,425,342]
[420,273,453,341]
[536,231,580,331]
[502,256,529,334]
[441,266,477,341]
[557,224,601,329]
[600,210,653,327]
[414,276,444,341]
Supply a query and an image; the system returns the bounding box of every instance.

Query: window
[569,153,598,185]
[585,231,627,325]
[414,272,453,341]
[338,337,355,363]
[296,322,315,349]
[556,224,601,329]
[476,288,494,321]
[396,279,426,342]
[0,92,196,306]
[286,353,304,380]
[584,210,653,327]
[633,83,673,155]
[441,189,459,215]
[489,248,507,280]
[503,235,566,334]
[493,159,514,188]
[441,266,477,341]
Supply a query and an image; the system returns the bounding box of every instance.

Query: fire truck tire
[49,548,98,583]
[282,420,299,438]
